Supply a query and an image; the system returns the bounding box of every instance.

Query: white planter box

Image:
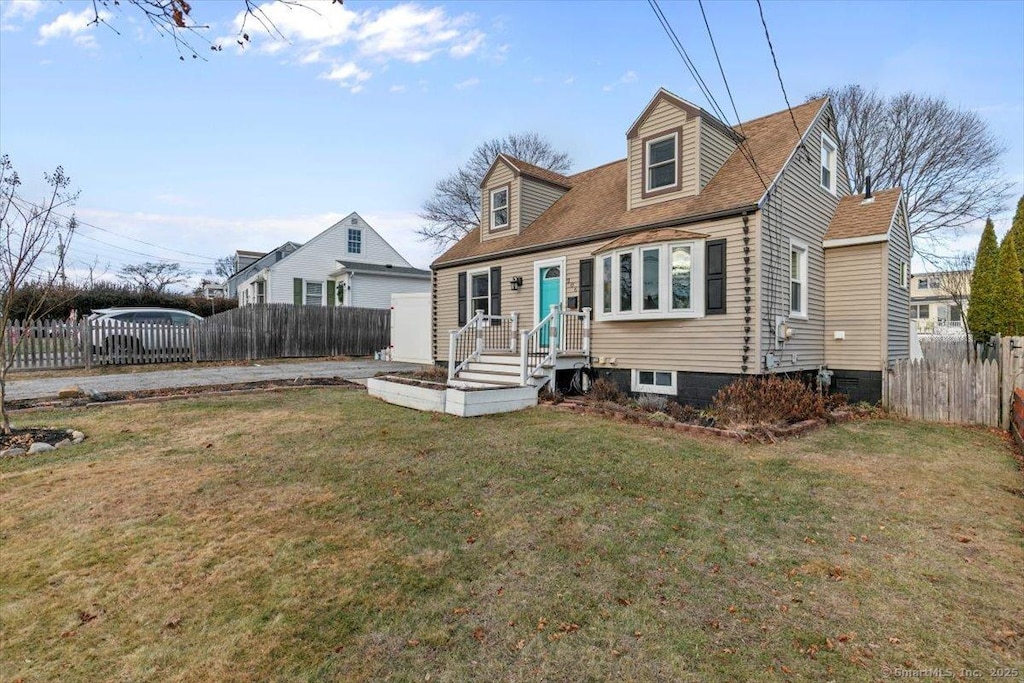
[367,377,447,413]
[445,386,538,417]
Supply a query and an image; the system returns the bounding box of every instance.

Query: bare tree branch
[118,261,192,293]
[936,252,976,359]
[812,85,1012,250]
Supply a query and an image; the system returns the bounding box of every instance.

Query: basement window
[631,369,676,396]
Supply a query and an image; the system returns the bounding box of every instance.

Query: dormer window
[645,132,678,193]
[490,187,509,229]
[820,134,837,194]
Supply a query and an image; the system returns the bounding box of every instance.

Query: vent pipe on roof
[864,174,873,200]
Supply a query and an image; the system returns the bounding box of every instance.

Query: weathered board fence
[193,304,389,361]
[1011,389,1024,454]
[4,305,391,370]
[884,335,1024,429]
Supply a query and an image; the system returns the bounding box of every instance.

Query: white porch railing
[519,304,591,387]
[448,310,520,381]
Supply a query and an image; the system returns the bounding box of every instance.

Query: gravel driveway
[4,360,425,401]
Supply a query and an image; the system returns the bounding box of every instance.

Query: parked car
[88,307,202,357]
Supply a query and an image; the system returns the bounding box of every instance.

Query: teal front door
[539,265,561,346]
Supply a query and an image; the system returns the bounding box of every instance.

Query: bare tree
[118,261,191,293]
[937,252,976,359]
[85,0,342,60]
[813,85,1012,254]
[417,132,572,251]
[212,254,235,280]
[1,155,78,434]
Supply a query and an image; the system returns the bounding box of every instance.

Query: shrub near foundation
[712,376,829,427]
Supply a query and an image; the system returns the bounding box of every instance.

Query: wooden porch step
[456,370,523,385]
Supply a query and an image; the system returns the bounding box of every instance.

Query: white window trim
[900,262,910,289]
[595,241,705,322]
[645,131,679,193]
[255,280,266,304]
[347,228,362,255]
[789,238,809,319]
[304,279,326,306]
[467,267,491,317]
[631,369,677,396]
[819,132,838,195]
[490,187,510,230]
[533,256,566,325]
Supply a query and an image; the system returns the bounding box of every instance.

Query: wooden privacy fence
[1012,389,1024,454]
[193,304,390,361]
[884,335,1024,429]
[5,305,391,370]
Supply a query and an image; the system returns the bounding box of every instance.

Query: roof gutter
[432,204,758,270]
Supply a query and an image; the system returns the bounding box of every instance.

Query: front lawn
[1,390,1021,681]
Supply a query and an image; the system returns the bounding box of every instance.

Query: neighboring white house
[233,213,430,309]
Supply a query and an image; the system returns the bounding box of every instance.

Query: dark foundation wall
[829,369,882,404]
[592,368,744,408]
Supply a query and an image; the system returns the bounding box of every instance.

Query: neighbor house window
[911,304,930,320]
[469,271,490,315]
[255,281,265,304]
[917,277,931,290]
[820,134,837,193]
[596,241,704,321]
[347,228,362,254]
[790,240,808,317]
[631,369,677,396]
[490,187,509,229]
[305,280,323,306]
[646,133,678,192]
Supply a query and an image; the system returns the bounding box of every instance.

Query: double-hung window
[646,133,678,192]
[469,271,490,315]
[347,228,362,254]
[820,134,837,193]
[255,281,265,304]
[789,240,808,317]
[305,280,323,306]
[596,240,704,320]
[490,187,509,229]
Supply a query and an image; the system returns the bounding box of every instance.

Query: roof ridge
[733,96,827,130]
[568,157,627,180]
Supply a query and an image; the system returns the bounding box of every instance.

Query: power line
[646,0,770,191]
[755,0,803,141]
[73,231,216,267]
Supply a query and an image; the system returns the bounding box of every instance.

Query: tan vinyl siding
[434,215,750,374]
[481,164,519,241]
[887,207,911,363]
[824,243,885,371]
[699,119,737,190]
[628,100,699,210]
[758,106,849,373]
[520,178,567,228]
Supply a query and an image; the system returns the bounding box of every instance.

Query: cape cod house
[430,89,912,404]
[229,212,430,310]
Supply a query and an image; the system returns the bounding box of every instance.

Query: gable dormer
[626,88,738,210]
[480,154,571,242]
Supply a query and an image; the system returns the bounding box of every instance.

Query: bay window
[596,240,705,320]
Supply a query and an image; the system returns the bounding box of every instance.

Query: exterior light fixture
[509,276,523,291]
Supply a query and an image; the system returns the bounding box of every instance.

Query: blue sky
[1,0,1022,281]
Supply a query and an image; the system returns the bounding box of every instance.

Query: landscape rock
[70,430,85,441]
[58,385,86,399]
[1,447,27,458]
[55,439,72,449]
[86,390,108,401]
[28,442,56,454]
[72,437,84,445]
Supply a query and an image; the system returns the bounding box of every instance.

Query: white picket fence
[885,336,1024,429]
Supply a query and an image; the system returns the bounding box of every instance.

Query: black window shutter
[457,272,467,326]
[579,258,594,312]
[489,267,502,322]
[706,239,726,315]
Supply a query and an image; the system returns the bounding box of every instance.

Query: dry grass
[1,391,1022,682]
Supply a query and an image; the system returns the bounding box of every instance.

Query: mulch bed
[5,377,360,411]
[0,428,71,452]
[548,396,855,443]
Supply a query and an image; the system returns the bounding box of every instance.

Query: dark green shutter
[706,239,726,315]
[326,279,336,306]
[489,267,501,318]
[293,278,303,306]
[578,258,594,313]
[457,272,467,326]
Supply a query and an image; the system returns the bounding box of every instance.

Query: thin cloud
[0,0,42,31]
[37,6,106,48]
[320,60,371,92]
[603,70,638,92]
[454,77,480,90]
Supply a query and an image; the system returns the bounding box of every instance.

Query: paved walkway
[5,360,425,401]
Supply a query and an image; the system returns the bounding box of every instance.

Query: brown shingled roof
[503,155,573,188]
[435,97,829,267]
[593,228,709,254]
[824,188,903,243]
